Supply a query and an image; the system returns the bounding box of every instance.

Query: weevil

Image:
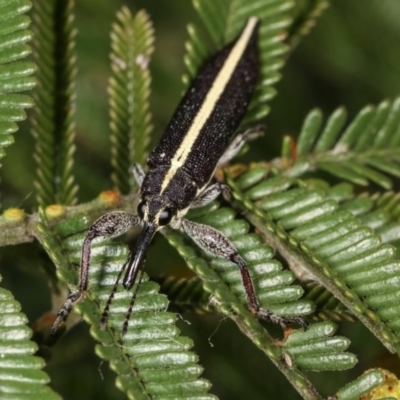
[52,17,305,335]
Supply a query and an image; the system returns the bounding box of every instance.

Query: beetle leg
[217,125,264,166]
[191,183,231,208]
[52,211,141,335]
[180,218,306,329]
[132,163,146,186]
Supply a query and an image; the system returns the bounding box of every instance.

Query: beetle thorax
[141,166,199,212]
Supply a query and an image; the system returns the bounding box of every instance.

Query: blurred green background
[1,1,400,399]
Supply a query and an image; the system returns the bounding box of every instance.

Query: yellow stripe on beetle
[160,17,259,193]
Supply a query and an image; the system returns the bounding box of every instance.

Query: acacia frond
[283,97,400,188]
[0,0,35,170]
[229,166,400,354]
[0,283,59,399]
[31,0,78,206]
[109,7,154,194]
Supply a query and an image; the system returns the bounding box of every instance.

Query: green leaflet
[37,210,216,400]
[336,369,389,400]
[0,0,35,172]
[31,0,78,206]
[0,283,59,400]
[290,97,400,188]
[109,7,154,194]
[282,321,356,371]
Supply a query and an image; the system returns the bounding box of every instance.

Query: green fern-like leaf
[184,0,294,126]
[286,97,400,188]
[229,166,400,354]
[36,209,216,400]
[0,283,60,400]
[109,7,154,194]
[0,0,35,167]
[31,0,78,206]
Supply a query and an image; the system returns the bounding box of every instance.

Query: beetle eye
[158,208,173,226]
[137,201,146,219]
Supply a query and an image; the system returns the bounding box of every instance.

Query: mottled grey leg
[132,163,146,186]
[217,125,264,166]
[191,183,231,208]
[180,218,306,329]
[52,211,141,335]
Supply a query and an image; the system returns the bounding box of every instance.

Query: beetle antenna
[100,252,132,329]
[122,268,145,336]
